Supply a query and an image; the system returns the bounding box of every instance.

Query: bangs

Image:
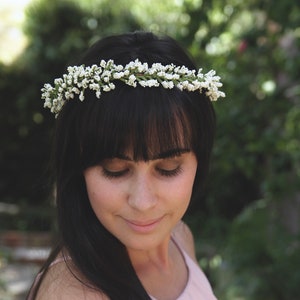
[79,85,194,167]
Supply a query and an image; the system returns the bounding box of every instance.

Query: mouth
[124,216,164,233]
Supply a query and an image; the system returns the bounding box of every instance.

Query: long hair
[28,31,216,299]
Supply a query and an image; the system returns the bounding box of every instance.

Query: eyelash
[156,166,183,177]
[101,166,182,179]
[101,168,129,179]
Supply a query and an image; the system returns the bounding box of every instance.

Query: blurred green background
[0,0,299,299]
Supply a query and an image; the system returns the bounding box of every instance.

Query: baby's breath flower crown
[42,59,225,116]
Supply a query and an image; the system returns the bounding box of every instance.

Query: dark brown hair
[28,31,216,300]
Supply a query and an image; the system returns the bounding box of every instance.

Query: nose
[127,173,157,211]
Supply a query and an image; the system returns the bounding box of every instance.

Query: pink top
[28,239,217,300]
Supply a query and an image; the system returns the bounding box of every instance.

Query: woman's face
[83,149,197,251]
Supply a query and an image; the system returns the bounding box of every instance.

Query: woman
[28,31,224,300]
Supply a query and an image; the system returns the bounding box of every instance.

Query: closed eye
[101,168,129,179]
[156,166,183,177]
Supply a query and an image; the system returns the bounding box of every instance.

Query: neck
[126,234,188,299]
[127,235,175,274]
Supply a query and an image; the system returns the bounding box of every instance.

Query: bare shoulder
[36,258,109,300]
[172,220,197,262]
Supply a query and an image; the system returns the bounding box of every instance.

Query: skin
[36,221,197,300]
[36,150,199,300]
[84,149,198,299]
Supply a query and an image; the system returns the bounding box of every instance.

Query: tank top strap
[27,254,72,300]
[169,235,218,300]
[48,255,71,268]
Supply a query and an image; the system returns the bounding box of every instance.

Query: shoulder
[36,256,109,300]
[172,220,197,262]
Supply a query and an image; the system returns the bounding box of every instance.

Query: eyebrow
[115,148,191,161]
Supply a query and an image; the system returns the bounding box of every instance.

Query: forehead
[101,121,192,162]
[79,86,194,166]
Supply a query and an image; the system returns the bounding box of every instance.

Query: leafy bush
[213,199,300,300]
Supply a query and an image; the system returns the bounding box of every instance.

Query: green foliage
[181,0,300,216]
[213,199,300,300]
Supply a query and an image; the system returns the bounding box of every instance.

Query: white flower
[139,80,147,87]
[143,79,159,87]
[115,65,123,72]
[162,81,174,89]
[42,58,225,116]
[176,83,183,91]
[100,60,106,68]
[79,91,85,101]
[113,72,124,79]
[127,74,137,86]
[109,83,115,90]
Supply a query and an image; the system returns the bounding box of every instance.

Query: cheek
[84,176,119,216]
[167,172,196,211]
[176,168,197,197]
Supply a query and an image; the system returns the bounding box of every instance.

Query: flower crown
[42,59,225,116]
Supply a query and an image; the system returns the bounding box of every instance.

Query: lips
[128,218,162,226]
[124,216,164,233]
